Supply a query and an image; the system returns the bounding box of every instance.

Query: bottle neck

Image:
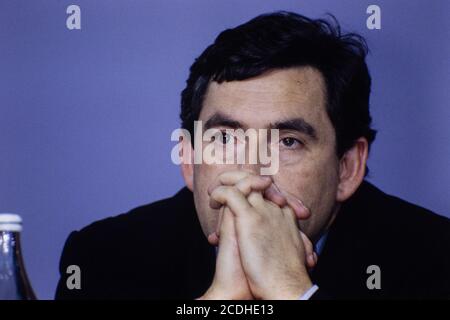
[0,231,35,300]
[0,230,19,273]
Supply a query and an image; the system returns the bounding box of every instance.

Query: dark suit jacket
[55,181,450,299]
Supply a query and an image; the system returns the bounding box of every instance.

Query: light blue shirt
[299,231,329,300]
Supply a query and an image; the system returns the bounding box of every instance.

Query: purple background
[0,0,449,299]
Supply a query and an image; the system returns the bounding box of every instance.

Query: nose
[234,132,275,176]
[237,163,262,175]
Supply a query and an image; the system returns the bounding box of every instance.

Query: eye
[213,131,233,145]
[280,137,302,149]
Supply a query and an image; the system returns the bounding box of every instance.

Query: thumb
[216,207,239,262]
[206,206,253,300]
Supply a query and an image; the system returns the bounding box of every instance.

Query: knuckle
[248,211,264,227]
[247,192,261,204]
[211,185,226,199]
[229,185,240,196]
[236,179,251,195]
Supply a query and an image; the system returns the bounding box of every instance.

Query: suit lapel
[310,181,383,298]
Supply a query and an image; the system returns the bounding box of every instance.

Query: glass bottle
[0,213,36,300]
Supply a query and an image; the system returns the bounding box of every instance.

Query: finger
[247,190,267,211]
[211,174,275,210]
[288,197,311,220]
[215,206,225,239]
[218,207,235,246]
[263,184,288,208]
[300,231,317,269]
[210,186,256,218]
[210,179,265,211]
[234,175,272,196]
[215,207,239,270]
[271,183,311,220]
[207,171,253,196]
[233,178,268,211]
[208,232,219,246]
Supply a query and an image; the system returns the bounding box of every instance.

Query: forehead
[199,67,331,135]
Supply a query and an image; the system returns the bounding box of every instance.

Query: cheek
[273,165,315,201]
[272,153,340,234]
[193,163,224,210]
[275,144,339,194]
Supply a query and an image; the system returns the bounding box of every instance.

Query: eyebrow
[270,118,318,141]
[204,113,243,130]
[203,112,318,141]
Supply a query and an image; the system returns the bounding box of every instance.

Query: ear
[180,134,195,192]
[336,137,369,202]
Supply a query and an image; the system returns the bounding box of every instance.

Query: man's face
[192,67,341,240]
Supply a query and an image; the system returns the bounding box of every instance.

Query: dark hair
[180,11,376,175]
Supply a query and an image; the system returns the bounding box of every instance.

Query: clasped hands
[199,171,317,300]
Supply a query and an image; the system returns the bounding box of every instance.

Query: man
[55,11,450,299]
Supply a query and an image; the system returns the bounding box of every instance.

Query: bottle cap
[0,213,23,232]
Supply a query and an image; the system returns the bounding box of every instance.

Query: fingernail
[297,198,306,208]
[298,199,311,215]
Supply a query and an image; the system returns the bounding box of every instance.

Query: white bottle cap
[0,213,23,232]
